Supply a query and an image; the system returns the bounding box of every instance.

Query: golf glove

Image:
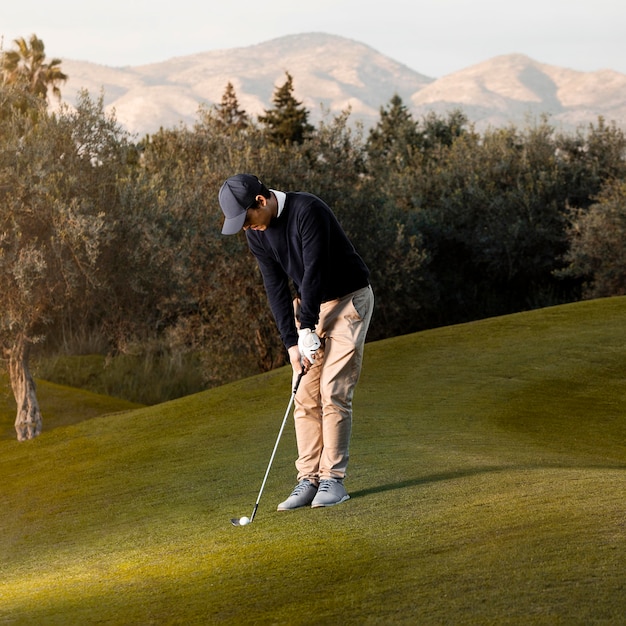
[298,328,321,362]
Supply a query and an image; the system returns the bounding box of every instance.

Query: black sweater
[246,191,370,349]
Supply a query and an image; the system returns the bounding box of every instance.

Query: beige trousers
[293,285,374,483]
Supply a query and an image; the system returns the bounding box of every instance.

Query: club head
[230,516,251,527]
[230,518,242,526]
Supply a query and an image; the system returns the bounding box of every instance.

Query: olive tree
[560,179,626,298]
[0,88,140,439]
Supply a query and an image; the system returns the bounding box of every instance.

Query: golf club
[231,370,304,526]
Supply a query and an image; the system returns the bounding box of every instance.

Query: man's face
[242,195,274,231]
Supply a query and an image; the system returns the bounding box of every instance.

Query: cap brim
[221,210,247,235]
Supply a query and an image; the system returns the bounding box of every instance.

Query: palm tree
[1,34,68,101]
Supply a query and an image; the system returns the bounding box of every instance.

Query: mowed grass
[1,297,625,624]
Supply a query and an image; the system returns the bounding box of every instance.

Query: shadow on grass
[0,408,136,441]
[350,463,626,499]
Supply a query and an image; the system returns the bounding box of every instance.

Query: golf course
[1,296,625,624]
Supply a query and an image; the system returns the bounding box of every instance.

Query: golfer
[219,174,374,509]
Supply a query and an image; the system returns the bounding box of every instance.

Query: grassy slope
[0,377,143,440]
[1,297,625,625]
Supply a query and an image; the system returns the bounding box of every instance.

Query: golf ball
[239,516,250,526]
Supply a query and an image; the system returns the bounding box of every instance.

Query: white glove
[298,328,321,362]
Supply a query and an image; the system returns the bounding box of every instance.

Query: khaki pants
[293,285,374,483]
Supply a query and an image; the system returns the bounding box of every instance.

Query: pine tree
[214,82,249,131]
[258,72,314,145]
[366,94,420,164]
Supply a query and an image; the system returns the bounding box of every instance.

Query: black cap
[218,174,265,235]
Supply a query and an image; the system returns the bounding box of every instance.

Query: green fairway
[1,297,625,624]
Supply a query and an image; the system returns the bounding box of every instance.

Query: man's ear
[255,194,267,206]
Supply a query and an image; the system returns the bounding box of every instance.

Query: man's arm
[297,199,332,331]
[247,235,299,350]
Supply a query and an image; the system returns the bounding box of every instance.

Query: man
[218,174,374,509]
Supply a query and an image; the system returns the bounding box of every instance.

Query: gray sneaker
[277,480,318,511]
[310,479,350,508]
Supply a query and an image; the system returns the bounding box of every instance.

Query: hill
[1,297,625,623]
[412,53,626,134]
[56,33,431,136]
[54,33,626,136]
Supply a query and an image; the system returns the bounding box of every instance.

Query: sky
[2,0,625,78]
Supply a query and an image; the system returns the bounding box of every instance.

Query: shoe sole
[277,503,311,511]
[277,495,317,511]
[310,494,350,508]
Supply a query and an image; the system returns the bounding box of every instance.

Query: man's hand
[298,328,321,363]
[288,344,307,374]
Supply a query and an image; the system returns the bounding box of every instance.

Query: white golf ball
[239,516,250,526]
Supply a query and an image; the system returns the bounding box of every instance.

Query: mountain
[412,53,626,133]
[54,33,626,137]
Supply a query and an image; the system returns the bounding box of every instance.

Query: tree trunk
[8,335,43,441]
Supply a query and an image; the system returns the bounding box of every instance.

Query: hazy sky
[2,0,625,77]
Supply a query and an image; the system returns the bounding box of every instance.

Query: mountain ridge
[411,52,626,131]
[54,33,626,136]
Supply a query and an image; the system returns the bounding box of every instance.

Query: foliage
[137,116,287,383]
[560,178,626,297]
[34,350,205,406]
[366,94,422,166]
[3,46,626,408]
[0,93,97,345]
[207,80,249,132]
[365,114,626,326]
[0,88,152,348]
[412,122,574,322]
[0,81,169,435]
[258,71,315,145]
[0,37,70,438]
[0,34,67,101]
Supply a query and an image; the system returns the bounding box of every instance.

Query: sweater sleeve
[246,233,299,349]
[297,201,330,330]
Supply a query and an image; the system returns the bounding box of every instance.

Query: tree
[366,94,421,165]
[365,99,471,217]
[211,81,249,132]
[419,109,468,151]
[560,179,626,298]
[137,117,289,384]
[364,94,427,216]
[258,72,314,145]
[0,89,142,440]
[555,117,626,211]
[367,100,468,165]
[409,120,580,324]
[1,34,68,101]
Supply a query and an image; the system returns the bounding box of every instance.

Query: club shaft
[250,373,302,522]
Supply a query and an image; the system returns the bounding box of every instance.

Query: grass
[32,350,208,405]
[0,376,143,441]
[1,297,625,624]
